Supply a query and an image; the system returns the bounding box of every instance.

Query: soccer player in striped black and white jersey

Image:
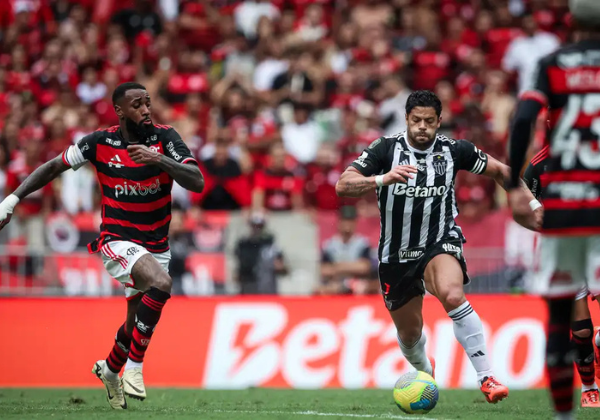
[337,90,531,403]
[0,82,205,409]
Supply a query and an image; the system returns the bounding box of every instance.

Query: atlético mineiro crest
[433,155,447,176]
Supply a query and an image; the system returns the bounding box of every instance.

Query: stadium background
[0,0,582,390]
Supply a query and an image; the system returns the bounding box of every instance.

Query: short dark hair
[112,82,147,105]
[405,90,442,118]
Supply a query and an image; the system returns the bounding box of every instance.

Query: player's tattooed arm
[128,145,205,192]
[336,165,417,197]
[155,156,204,193]
[12,155,70,199]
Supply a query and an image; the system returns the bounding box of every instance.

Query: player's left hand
[127,145,161,165]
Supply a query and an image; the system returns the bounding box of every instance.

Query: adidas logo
[109,155,123,169]
[470,351,485,358]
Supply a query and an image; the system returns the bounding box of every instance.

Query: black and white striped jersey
[350,132,488,264]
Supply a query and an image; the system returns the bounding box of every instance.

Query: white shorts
[532,235,600,298]
[575,286,589,301]
[100,241,171,299]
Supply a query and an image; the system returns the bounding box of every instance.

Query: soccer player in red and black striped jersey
[520,147,600,408]
[0,82,204,409]
[508,1,600,418]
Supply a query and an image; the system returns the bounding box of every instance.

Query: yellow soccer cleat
[122,367,147,401]
[92,360,127,409]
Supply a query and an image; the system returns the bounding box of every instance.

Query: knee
[397,324,423,347]
[572,319,594,339]
[439,287,466,312]
[149,273,172,294]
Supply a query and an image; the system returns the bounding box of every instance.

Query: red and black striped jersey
[61,124,197,252]
[523,39,600,235]
[523,146,550,201]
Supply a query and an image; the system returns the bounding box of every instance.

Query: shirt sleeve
[519,55,551,107]
[523,162,542,200]
[454,140,488,174]
[163,128,197,165]
[62,132,97,171]
[349,136,387,176]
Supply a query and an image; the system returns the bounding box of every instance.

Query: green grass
[0,388,595,419]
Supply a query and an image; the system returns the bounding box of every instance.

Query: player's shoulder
[538,41,591,67]
[367,134,398,151]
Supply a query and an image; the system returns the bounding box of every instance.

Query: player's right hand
[383,165,418,185]
[0,194,19,230]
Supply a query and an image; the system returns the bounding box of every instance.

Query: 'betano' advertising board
[0,296,592,389]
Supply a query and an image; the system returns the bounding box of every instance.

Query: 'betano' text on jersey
[350,133,488,264]
[62,124,197,253]
[523,39,600,234]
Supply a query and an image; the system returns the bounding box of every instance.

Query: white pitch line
[213,409,451,419]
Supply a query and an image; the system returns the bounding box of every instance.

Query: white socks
[555,412,574,420]
[102,362,119,380]
[398,332,433,376]
[448,301,493,383]
[582,382,598,392]
[595,330,600,347]
[124,359,143,371]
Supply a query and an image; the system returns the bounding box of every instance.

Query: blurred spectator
[316,206,372,295]
[435,79,463,137]
[76,66,106,105]
[305,143,341,211]
[288,4,328,45]
[325,22,357,75]
[281,102,321,164]
[234,0,280,40]
[378,75,410,136]
[350,0,394,31]
[41,88,79,129]
[194,139,251,210]
[253,39,288,93]
[502,13,559,94]
[270,50,322,111]
[234,213,288,295]
[5,139,53,252]
[111,0,163,41]
[411,30,452,91]
[168,209,193,296]
[481,70,516,139]
[253,143,304,212]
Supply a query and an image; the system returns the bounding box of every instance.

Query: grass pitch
[0,388,596,419]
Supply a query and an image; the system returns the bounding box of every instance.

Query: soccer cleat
[122,367,146,401]
[480,376,509,404]
[428,356,436,380]
[92,360,127,409]
[581,389,600,407]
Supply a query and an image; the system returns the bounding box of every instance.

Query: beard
[407,129,436,149]
[125,117,154,142]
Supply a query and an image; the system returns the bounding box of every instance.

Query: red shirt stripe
[542,198,600,210]
[103,215,172,231]
[102,194,171,212]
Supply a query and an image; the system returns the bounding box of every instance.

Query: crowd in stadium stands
[0,0,568,293]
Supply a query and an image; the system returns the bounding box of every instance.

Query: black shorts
[378,238,470,311]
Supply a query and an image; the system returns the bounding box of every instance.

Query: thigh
[533,236,585,297]
[423,254,466,312]
[378,262,425,311]
[100,241,150,295]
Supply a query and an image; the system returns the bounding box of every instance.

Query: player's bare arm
[127,144,204,193]
[336,165,417,198]
[0,155,70,228]
[480,155,542,230]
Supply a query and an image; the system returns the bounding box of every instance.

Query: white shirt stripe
[381,144,402,263]
[418,153,436,248]
[399,152,417,253]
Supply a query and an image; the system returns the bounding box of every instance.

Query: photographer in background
[234,213,288,294]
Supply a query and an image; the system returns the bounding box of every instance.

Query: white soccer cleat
[122,367,147,401]
[92,360,127,409]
